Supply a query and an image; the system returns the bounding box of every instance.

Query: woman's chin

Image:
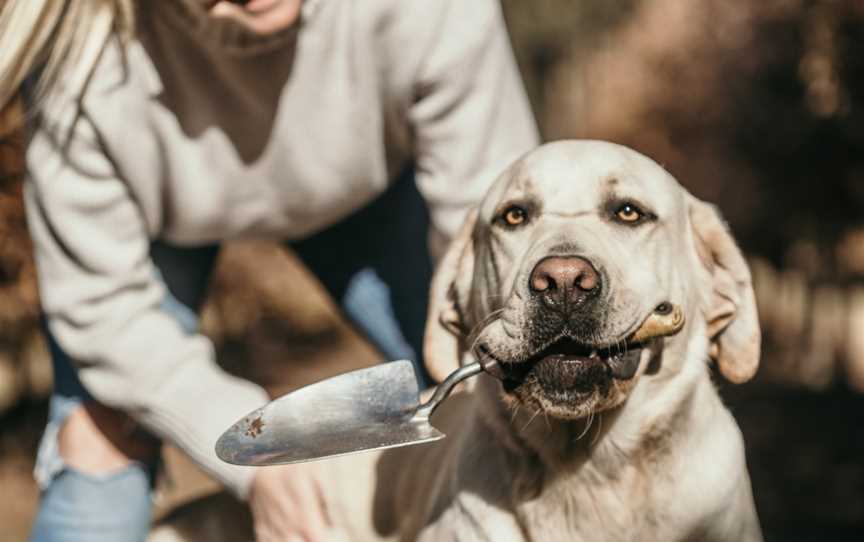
[208,0,303,35]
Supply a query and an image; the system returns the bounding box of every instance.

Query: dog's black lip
[490,336,646,389]
[472,316,647,386]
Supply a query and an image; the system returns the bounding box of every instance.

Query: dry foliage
[506,0,864,390]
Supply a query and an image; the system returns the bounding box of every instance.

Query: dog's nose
[529,256,600,308]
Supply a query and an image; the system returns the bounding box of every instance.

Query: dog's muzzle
[480,303,686,388]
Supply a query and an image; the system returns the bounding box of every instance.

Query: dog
[151,140,763,541]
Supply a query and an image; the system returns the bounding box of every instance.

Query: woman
[0,0,537,540]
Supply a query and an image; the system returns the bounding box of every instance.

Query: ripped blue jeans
[29,173,432,541]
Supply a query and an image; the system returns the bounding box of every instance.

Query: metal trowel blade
[215,360,444,466]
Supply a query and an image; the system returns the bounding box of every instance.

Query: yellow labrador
[151,140,762,541]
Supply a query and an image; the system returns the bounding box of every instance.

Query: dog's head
[425,140,760,420]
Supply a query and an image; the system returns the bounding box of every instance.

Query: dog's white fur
[151,140,762,541]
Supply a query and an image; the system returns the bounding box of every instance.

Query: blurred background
[1,0,862,540]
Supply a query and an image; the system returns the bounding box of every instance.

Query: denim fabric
[30,266,205,542]
[29,464,154,542]
[344,269,416,363]
[292,168,433,387]
[29,426,153,542]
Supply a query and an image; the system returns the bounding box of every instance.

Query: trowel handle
[629,303,685,344]
[413,362,484,421]
[479,356,504,380]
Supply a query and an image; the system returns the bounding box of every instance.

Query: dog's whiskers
[521,408,542,432]
[466,308,506,351]
[476,307,505,332]
[576,412,595,440]
[590,412,604,445]
[510,404,522,424]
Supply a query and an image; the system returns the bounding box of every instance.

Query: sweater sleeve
[410,0,539,244]
[24,109,269,499]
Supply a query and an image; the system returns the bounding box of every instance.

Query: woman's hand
[248,461,348,542]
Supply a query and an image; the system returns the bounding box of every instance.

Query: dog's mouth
[487,337,644,396]
[473,304,683,414]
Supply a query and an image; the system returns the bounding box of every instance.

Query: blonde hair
[0,0,135,123]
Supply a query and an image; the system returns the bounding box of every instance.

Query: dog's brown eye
[503,206,527,227]
[615,203,644,224]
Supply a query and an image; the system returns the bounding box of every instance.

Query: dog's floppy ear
[423,209,478,383]
[688,196,761,383]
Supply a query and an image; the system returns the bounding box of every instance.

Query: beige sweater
[25,0,537,497]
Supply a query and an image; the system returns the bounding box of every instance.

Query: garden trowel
[215,303,684,466]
